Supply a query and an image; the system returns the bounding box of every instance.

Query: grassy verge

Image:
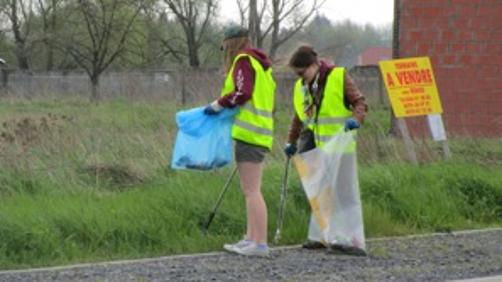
[0,98,501,269]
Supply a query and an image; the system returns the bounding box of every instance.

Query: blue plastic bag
[171,107,238,170]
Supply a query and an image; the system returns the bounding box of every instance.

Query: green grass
[0,97,501,269]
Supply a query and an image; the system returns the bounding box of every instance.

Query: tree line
[0,0,391,100]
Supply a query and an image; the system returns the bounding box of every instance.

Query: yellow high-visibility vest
[293,67,355,151]
[221,54,276,149]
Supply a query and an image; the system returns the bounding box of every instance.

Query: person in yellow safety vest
[203,25,276,257]
[283,45,368,255]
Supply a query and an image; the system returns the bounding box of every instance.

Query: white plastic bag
[293,131,365,250]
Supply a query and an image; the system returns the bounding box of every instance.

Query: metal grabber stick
[202,166,238,233]
[274,157,291,244]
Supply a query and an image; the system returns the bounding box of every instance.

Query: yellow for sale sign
[379,57,443,117]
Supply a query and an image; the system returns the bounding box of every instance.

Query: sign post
[379,57,450,162]
[427,114,451,158]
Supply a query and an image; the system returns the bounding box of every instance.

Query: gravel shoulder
[1,228,502,282]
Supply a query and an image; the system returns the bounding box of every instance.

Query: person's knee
[242,187,262,198]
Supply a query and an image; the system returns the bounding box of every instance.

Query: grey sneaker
[223,239,253,253]
[233,242,269,257]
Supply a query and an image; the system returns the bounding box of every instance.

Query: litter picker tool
[202,166,238,233]
[274,157,291,244]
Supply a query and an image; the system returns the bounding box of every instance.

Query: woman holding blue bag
[203,25,276,257]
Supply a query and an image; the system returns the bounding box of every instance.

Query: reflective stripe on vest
[221,53,276,149]
[242,103,273,118]
[293,67,355,152]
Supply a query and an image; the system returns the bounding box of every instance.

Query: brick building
[397,0,502,137]
[357,46,392,65]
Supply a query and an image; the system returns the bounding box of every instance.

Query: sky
[219,0,394,26]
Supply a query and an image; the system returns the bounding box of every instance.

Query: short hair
[289,45,318,68]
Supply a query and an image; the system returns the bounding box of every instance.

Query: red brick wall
[357,47,392,65]
[398,0,502,137]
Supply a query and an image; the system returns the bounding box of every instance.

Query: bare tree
[162,0,217,67]
[240,0,265,47]
[0,0,35,70]
[155,10,192,65]
[35,0,61,70]
[248,0,257,44]
[59,0,144,101]
[239,0,325,59]
[236,0,247,26]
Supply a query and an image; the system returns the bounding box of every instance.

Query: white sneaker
[233,242,269,257]
[223,239,253,253]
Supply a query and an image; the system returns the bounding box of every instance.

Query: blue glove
[344,118,360,131]
[203,101,223,115]
[283,143,297,157]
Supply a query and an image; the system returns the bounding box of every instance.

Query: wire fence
[0,66,388,106]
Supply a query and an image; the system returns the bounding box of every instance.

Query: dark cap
[223,25,249,40]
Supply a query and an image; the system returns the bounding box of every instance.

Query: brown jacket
[287,60,368,144]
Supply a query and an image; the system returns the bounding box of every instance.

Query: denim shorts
[234,140,269,163]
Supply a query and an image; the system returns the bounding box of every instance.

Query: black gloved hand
[203,101,223,115]
[283,143,297,157]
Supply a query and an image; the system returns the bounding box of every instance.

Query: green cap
[223,25,249,40]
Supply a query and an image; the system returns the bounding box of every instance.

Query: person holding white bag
[283,45,368,255]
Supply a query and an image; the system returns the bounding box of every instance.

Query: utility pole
[389,0,400,136]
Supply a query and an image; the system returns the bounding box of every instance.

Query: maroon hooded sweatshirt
[217,48,272,108]
[286,59,368,144]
